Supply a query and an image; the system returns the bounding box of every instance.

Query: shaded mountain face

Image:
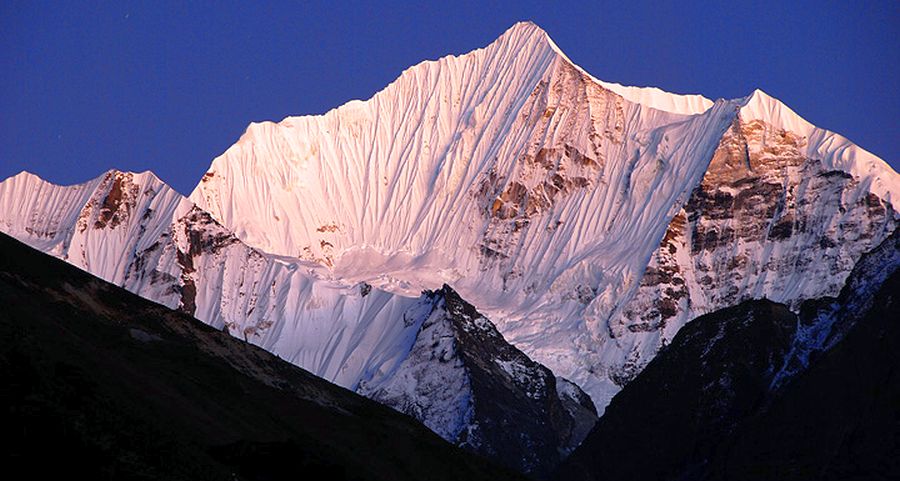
[556,228,900,481]
[0,232,525,481]
[360,285,597,478]
[1,19,898,442]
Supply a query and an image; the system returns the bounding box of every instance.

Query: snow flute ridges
[2,21,898,424]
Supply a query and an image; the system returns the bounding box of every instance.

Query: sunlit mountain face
[2,21,898,481]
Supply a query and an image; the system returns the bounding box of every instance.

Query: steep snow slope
[189,22,743,406]
[191,23,723,296]
[188,22,899,407]
[0,232,527,481]
[0,170,426,391]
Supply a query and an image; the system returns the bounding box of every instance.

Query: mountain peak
[488,20,558,61]
[736,88,899,200]
[496,21,555,45]
[738,88,809,133]
[506,22,713,115]
[7,170,43,184]
[503,20,546,36]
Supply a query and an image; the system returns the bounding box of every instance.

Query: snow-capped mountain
[187,22,899,406]
[0,167,594,475]
[1,19,897,425]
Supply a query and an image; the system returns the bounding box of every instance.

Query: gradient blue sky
[2,1,898,194]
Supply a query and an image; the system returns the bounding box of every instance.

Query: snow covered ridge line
[186,21,899,409]
[0,168,428,393]
[4,21,898,413]
[3,19,899,475]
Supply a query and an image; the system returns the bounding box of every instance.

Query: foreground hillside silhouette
[0,233,524,481]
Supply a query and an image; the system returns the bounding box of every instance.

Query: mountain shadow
[0,232,526,481]
[557,229,900,480]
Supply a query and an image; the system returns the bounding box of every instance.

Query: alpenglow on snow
[2,21,898,418]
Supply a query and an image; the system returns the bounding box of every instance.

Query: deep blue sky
[2,1,898,194]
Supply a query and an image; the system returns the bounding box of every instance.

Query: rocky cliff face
[557,228,900,481]
[605,111,897,386]
[361,285,597,478]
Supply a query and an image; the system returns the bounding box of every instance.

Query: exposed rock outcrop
[606,113,898,386]
[361,285,597,478]
[557,229,900,481]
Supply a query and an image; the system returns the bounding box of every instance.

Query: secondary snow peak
[736,88,899,201]
[503,21,715,116]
